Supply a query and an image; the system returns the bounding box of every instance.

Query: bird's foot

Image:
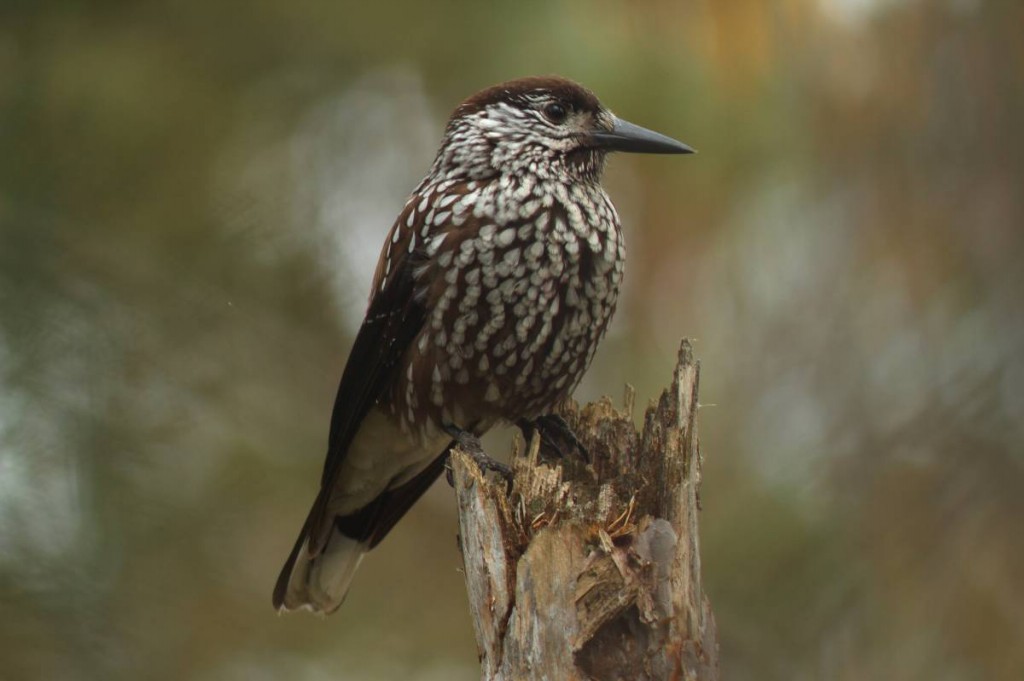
[517,414,590,463]
[443,425,513,486]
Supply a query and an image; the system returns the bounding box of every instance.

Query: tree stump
[451,339,719,681]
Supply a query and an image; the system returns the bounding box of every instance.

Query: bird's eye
[543,102,568,124]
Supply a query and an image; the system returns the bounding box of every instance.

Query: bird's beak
[590,116,695,155]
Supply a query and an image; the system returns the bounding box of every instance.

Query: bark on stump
[451,339,719,681]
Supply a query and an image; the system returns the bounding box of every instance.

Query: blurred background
[1,1,1022,679]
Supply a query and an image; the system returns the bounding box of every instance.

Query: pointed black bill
[590,116,694,154]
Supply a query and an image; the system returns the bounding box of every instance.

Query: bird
[273,76,693,613]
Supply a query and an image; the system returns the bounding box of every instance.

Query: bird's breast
[386,179,624,436]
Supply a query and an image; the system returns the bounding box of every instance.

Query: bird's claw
[443,425,513,486]
[517,414,590,463]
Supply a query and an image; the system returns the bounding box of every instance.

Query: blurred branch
[451,339,719,680]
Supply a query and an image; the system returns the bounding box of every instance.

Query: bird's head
[434,76,693,183]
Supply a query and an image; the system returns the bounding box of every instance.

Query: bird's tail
[272,450,451,614]
[272,513,367,614]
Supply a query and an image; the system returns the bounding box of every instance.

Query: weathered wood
[452,339,719,681]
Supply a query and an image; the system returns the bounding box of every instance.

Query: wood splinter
[452,339,719,681]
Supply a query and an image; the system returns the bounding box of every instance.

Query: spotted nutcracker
[273,76,693,613]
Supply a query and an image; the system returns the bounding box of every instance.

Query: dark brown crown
[452,76,604,120]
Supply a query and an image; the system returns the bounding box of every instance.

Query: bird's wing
[333,447,450,548]
[307,200,429,549]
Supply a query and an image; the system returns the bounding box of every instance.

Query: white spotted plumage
[274,76,691,616]
[380,99,625,439]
